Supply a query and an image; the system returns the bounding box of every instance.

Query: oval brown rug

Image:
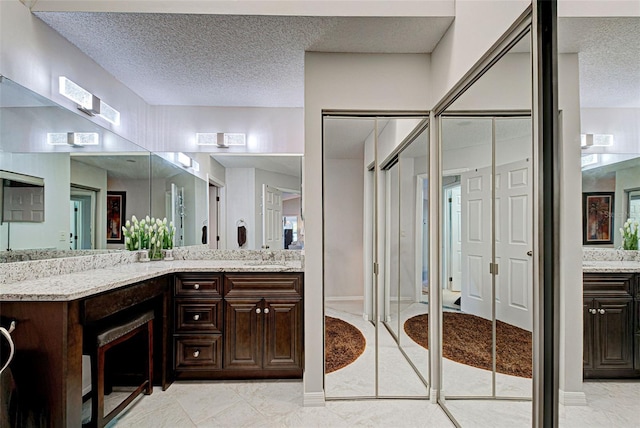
[404,312,532,378]
[325,316,366,374]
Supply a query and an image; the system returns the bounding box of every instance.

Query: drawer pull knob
[589,309,597,315]
[193,350,200,358]
[256,308,261,314]
[598,309,606,315]
[264,308,269,314]
[193,314,200,321]
[194,283,200,290]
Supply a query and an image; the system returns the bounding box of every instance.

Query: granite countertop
[582,260,640,273]
[0,259,303,302]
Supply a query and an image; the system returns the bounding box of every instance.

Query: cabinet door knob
[264,308,269,314]
[256,308,261,314]
[193,314,200,321]
[598,309,606,315]
[589,309,597,314]
[194,283,200,290]
[193,350,200,358]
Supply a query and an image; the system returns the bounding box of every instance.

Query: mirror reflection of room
[207,154,302,251]
[323,115,430,399]
[437,27,534,426]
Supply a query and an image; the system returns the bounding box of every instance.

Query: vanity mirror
[0,76,151,258]
[208,154,302,251]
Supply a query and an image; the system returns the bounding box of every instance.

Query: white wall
[324,158,365,299]
[580,108,640,155]
[429,0,530,107]
[0,152,70,250]
[225,168,255,249]
[148,106,304,154]
[0,1,148,148]
[558,54,586,404]
[304,52,429,403]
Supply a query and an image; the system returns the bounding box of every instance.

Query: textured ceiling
[34,13,453,108]
[558,17,640,108]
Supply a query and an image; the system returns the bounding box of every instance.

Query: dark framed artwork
[107,191,126,244]
[582,192,614,245]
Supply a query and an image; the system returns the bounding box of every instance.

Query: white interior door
[495,159,532,331]
[262,184,283,250]
[460,167,492,321]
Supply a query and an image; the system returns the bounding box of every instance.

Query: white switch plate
[59,231,67,241]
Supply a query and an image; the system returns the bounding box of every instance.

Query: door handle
[264,308,269,314]
[256,308,261,314]
[598,309,606,315]
[526,251,533,257]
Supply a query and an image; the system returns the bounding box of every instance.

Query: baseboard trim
[303,392,326,407]
[559,389,587,406]
[325,296,364,302]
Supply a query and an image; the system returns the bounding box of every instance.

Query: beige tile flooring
[99,298,639,427]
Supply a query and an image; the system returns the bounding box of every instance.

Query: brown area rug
[325,316,366,374]
[404,312,532,378]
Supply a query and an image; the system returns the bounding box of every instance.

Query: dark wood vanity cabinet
[583,273,638,379]
[173,272,303,379]
[173,273,224,376]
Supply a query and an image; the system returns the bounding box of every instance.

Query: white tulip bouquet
[122,215,177,258]
[620,218,639,250]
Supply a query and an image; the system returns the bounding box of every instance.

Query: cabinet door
[224,299,262,370]
[593,298,634,371]
[263,299,302,370]
[583,299,594,371]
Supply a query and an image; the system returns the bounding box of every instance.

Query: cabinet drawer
[175,274,222,297]
[224,273,302,297]
[174,335,222,370]
[175,300,222,333]
[583,273,633,297]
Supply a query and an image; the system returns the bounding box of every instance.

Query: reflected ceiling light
[196,132,246,147]
[581,154,599,168]
[47,132,99,146]
[581,134,613,148]
[59,76,120,125]
[177,152,192,168]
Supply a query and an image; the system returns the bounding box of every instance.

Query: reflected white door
[460,167,492,321]
[262,184,283,250]
[450,185,462,292]
[495,159,532,331]
[3,186,44,221]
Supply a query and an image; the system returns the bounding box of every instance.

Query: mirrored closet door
[436,20,535,428]
[323,115,430,399]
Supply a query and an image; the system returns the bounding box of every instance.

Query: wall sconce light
[196,133,246,147]
[581,134,613,148]
[59,76,120,125]
[581,153,599,168]
[47,132,99,146]
[176,152,192,168]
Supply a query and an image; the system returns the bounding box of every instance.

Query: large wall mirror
[323,115,430,399]
[0,77,209,261]
[436,21,534,427]
[208,154,302,251]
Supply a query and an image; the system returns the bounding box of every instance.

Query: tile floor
[101,298,639,427]
[105,379,640,427]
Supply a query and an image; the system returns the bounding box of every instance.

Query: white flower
[151,237,156,245]
[131,215,138,223]
[169,221,174,227]
[134,224,140,231]
[162,218,167,225]
[146,215,150,223]
[130,226,135,235]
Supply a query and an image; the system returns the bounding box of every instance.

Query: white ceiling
[34,13,453,108]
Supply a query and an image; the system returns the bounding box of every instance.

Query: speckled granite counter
[582,248,640,273]
[582,260,640,273]
[0,259,303,302]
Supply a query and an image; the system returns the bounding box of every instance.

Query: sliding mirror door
[323,115,430,399]
[437,23,534,427]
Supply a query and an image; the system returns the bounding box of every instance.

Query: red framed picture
[107,191,126,244]
[582,192,614,245]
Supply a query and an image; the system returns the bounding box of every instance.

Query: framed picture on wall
[582,192,614,245]
[107,191,126,244]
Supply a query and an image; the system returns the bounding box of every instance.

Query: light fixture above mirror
[47,132,99,146]
[58,76,120,125]
[196,132,246,147]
